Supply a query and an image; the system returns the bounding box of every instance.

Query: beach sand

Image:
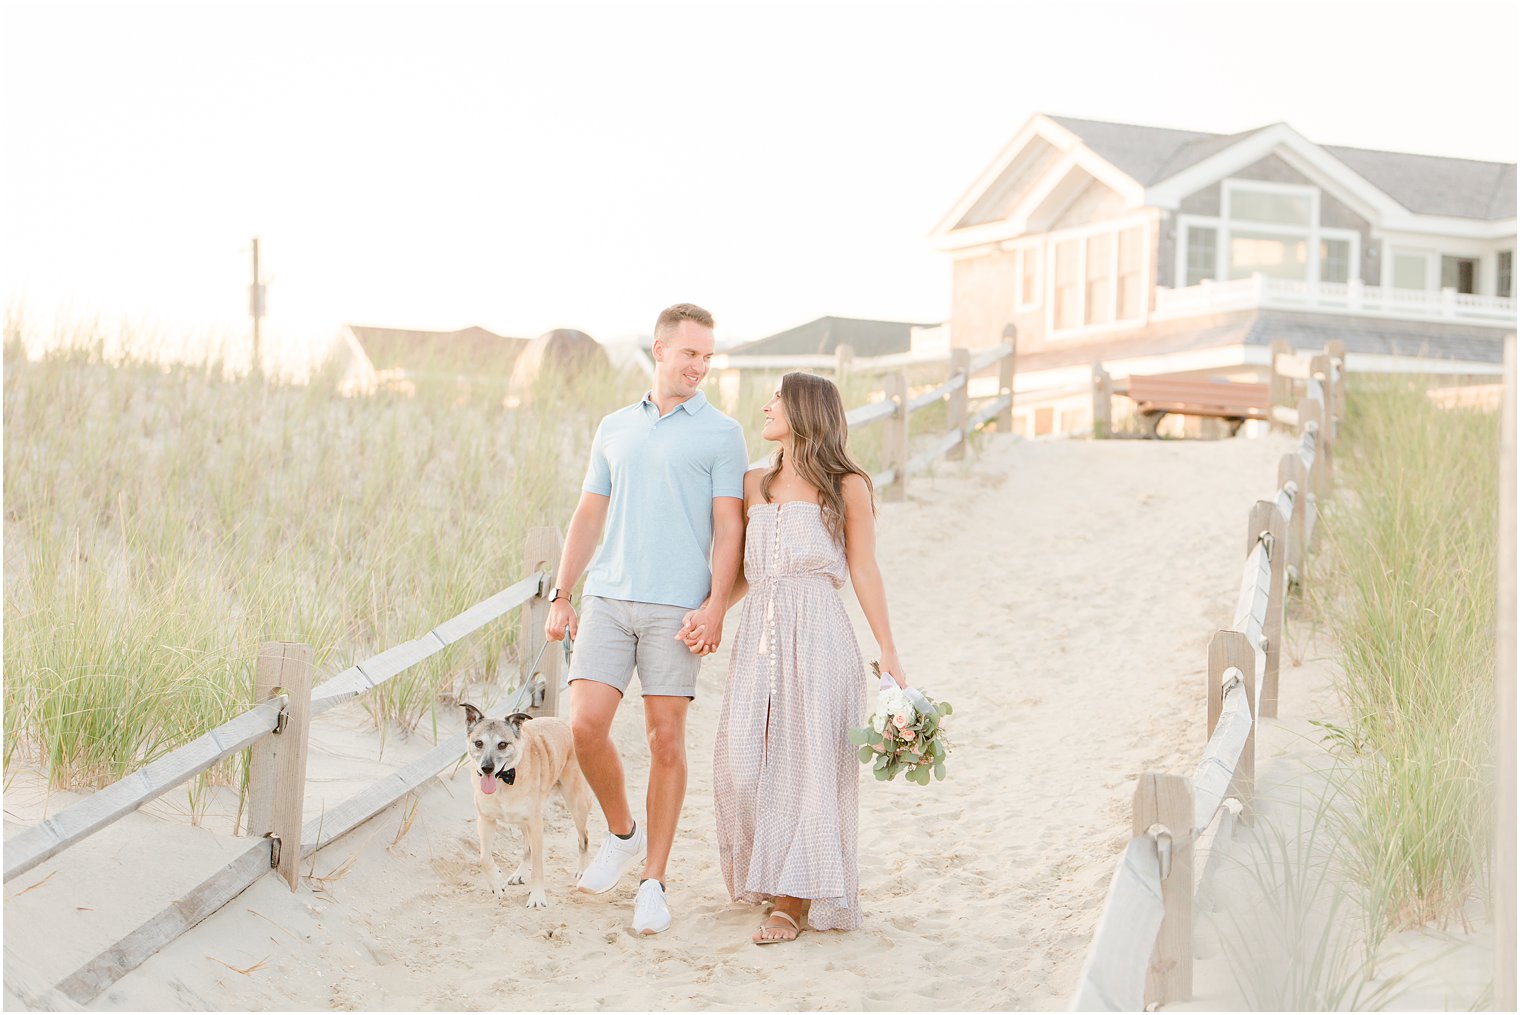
[5,428,1306,1011]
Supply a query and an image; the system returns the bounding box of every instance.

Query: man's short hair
[654,303,714,341]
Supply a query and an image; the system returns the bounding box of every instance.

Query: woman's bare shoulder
[840,472,874,511]
[743,467,766,505]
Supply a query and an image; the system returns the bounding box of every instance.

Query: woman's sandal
[752,901,810,945]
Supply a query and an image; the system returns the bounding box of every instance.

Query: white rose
[884,690,914,719]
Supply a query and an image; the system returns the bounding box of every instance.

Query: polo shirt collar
[641,389,709,416]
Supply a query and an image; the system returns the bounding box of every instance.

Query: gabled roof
[346,324,530,374]
[1321,145,1516,220]
[945,115,1516,242]
[726,316,937,358]
[1045,115,1256,185]
[1048,115,1515,220]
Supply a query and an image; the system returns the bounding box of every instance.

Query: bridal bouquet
[847,661,954,785]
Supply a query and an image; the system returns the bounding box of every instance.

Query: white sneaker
[577,822,646,895]
[631,878,671,935]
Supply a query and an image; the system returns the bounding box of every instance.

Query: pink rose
[893,714,910,729]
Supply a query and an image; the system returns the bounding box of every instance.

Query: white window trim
[1045,219,1151,338]
[1176,183,1362,289]
[1317,228,1361,284]
[1221,178,1321,230]
[1176,214,1221,287]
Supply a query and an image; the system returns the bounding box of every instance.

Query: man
[545,302,748,935]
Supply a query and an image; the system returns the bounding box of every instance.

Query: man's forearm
[555,508,604,595]
[706,524,743,612]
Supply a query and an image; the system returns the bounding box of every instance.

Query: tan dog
[461,704,593,909]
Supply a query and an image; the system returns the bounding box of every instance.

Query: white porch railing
[1153,273,1516,326]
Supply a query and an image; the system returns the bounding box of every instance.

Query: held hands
[545,599,578,642]
[675,601,723,656]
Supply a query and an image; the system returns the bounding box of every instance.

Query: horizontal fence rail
[7,524,572,1008]
[310,571,545,716]
[1071,342,1343,1011]
[744,335,1019,499]
[3,697,289,884]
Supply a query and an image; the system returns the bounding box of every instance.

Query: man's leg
[569,678,634,836]
[641,694,689,883]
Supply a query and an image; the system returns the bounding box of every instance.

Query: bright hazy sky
[2,0,1516,357]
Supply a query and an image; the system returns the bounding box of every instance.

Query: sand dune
[6,429,1303,1011]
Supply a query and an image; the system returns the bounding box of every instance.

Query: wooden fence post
[522,527,565,717]
[245,641,313,891]
[998,324,1017,432]
[1208,630,1256,822]
[1267,339,1292,426]
[1325,339,1347,431]
[883,371,909,501]
[948,347,970,460]
[1309,353,1336,491]
[1249,501,1288,719]
[834,343,854,383]
[1133,772,1194,1006]
[1092,362,1112,439]
[1297,396,1327,502]
[1278,452,1308,590]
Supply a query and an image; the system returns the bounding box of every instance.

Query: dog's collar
[495,768,516,786]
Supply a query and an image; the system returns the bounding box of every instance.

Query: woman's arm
[842,473,907,687]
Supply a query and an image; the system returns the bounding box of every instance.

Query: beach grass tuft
[1312,371,1499,932]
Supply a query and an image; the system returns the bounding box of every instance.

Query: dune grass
[1311,372,1500,932]
[4,328,966,812]
[2,329,641,802]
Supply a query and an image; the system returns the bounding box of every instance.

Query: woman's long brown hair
[761,372,875,545]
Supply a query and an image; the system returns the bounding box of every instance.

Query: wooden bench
[1119,373,1271,438]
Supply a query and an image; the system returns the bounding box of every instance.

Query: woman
[683,371,907,944]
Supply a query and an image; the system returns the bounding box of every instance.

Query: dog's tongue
[479,773,497,795]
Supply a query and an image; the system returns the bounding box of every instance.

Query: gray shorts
[567,596,703,699]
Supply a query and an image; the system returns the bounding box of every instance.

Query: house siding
[1050,179,1127,231]
[950,250,1050,349]
[1157,213,1177,288]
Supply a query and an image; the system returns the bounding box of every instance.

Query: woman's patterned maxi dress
[713,500,867,931]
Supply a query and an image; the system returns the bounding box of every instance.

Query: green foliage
[1313,372,1499,931]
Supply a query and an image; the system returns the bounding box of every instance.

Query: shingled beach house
[933,114,1516,436]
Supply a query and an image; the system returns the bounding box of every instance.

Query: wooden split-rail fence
[714,330,1018,500]
[2,337,1020,1010]
[1070,342,1347,1011]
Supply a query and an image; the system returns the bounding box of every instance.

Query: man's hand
[546,599,578,642]
[675,602,724,656]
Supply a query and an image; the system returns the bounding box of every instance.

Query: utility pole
[250,237,265,377]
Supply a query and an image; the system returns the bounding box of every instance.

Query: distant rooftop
[726,316,938,358]
[346,324,529,373]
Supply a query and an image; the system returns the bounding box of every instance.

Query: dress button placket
[768,505,783,697]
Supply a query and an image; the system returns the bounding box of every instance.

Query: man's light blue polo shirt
[581,389,750,610]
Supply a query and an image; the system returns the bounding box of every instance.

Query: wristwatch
[549,586,570,604]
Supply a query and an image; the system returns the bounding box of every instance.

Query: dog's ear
[461,702,485,729]
[504,712,533,729]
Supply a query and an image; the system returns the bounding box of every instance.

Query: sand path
[16,429,1300,1011]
